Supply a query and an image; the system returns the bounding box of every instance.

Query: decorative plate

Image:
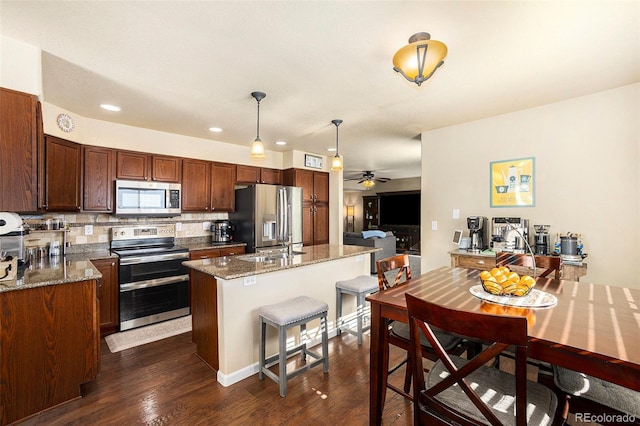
[469,284,557,308]
[57,113,75,132]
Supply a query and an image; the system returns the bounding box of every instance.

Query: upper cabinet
[44,135,82,212]
[0,88,42,213]
[182,160,235,212]
[116,151,181,182]
[236,165,282,185]
[282,168,329,246]
[83,146,115,212]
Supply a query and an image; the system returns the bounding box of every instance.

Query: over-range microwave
[115,180,181,217]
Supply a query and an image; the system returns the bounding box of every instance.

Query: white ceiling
[2,1,638,187]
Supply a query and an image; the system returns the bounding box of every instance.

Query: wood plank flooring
[16,332,414,425]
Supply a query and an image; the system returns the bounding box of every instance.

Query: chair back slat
[406,293,531,426]
[376,254,412,291]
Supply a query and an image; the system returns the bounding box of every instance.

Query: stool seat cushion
[553,366,640,417]
[259,296,328,326]
[336,275,378,293]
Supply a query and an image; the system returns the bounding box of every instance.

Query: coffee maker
[211,220,234,243]
[533,225,550,255]
[467,216,489,253]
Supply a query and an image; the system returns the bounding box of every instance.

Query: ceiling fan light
[331,154,343,171]
[250,139,265,158]
[362,179,375,188]
[393,32,447,86]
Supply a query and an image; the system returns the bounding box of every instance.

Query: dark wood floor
[17,332,414,425]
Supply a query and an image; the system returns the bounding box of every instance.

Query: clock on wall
[56,113,75,133]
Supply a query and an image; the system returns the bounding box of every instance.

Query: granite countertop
[184,244,380,280]
[0,256,102,293]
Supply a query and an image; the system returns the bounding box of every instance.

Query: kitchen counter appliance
[211,219,234,243]
[111,224,189,331]
[467,216,489,253]
[114,179,181,217]
[229,184,303,253]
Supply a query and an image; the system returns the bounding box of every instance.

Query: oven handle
[120,274,190,292]
[119,252,189,265]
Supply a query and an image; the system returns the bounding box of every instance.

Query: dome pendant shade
[393,32,447,86]
[250,91,266,159]
[331,119,344,171]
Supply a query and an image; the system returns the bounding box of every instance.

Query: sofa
[343,231,397,274]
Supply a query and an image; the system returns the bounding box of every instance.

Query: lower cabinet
[189,246,245,260]
[92,258,119,336]
[0,280,100,424]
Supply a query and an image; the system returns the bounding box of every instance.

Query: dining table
[366,266,640,425]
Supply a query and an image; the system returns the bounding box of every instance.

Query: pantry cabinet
[83,146,115,212]
[282,168,329,246]
[0,88,42,213]
[44,135,82,212]
[116,150,181,182]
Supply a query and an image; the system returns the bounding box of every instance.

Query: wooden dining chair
[376,254,468,403]
[405,292,567,426]
[496,252,561,279]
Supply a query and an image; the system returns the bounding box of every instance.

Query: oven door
[118,252,190,331]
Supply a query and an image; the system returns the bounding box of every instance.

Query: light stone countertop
[183,244,380,280]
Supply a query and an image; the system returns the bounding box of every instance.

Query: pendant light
[393,32,447,86]
[250,91,266,158]
[330,119,343,171]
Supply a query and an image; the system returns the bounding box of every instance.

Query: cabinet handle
[205,207,209,211]
[477,260,485,264]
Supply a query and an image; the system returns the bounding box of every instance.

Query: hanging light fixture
[362,178,375,189]
[392,32,447,86]
[250,91,266,158]
[330,119,343,171]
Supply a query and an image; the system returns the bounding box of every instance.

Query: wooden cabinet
[182,160,235,212]
[450,251,497,271]
[116,150,181,182]
[92,258,119,336]
[363,195,379,230]
[283,168,329,246]
[0,280,100,424]
[211,162,236,211]
[44,135,82,212]
[189,246,245,260]
[83,146,115,212]
[236,165,282,185]
[0,88,42,213]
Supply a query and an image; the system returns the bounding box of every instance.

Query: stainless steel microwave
[115,180,181,217]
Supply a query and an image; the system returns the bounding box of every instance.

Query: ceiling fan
[346,171,391,188]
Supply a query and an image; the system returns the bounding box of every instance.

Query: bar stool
[258,295,329,397]
[335,275,378,345]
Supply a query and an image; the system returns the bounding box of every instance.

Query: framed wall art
[490,157,535,207]
[305,154,323,169]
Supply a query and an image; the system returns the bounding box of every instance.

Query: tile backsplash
[19,212,228,253]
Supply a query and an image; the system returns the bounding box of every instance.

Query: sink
[237,251,306,263]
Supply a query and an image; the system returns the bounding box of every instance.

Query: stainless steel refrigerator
[229,184,303,253]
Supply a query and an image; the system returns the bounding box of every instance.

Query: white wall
[0,36,42,95]
[421,83,640,289]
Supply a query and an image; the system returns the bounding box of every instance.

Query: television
[378,191,420,226]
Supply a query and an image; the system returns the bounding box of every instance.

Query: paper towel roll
[0,212,23,235]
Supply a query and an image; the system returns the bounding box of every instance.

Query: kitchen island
[183,244,379,386]
[0,256,102,425]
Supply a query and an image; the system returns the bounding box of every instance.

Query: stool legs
[321,316,329,372]
[336,291,343,336]
[278,324,287,397]
[336,289,371,345]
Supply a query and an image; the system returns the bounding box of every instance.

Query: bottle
[553,233,561,255]
[576,233,583,255]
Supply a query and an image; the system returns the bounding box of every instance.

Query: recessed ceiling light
[209,127,223,133]
[100,104,121,112]
[275,141,287,146]
[327,147,336,152]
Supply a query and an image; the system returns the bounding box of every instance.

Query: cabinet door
[313,203,330,245]
[295,169,315,202]
[44,135,82,212]
[0,88,39,213]
[151,155,181,182]
[189,248,221,260]
[236,165,260,184]
[260,168,282,185]
[92,258,119,336]
[182,159,211,212]
[116,151,148,180]
[83,146,115,212]
[301,204,314,246]
[211,162,235,211]
[313,172,329,203]
[220,246,245,256]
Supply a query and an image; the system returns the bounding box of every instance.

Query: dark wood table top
[367,266,640,391]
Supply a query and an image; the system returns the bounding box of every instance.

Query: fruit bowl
[479,267,535,297]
